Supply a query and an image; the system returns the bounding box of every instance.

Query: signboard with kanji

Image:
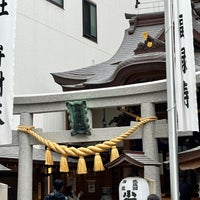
[119,177,150,200]
[0,1,17,144]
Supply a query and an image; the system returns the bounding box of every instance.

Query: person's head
[53,179,64,192]
[147,194,160,200]
[66,185,73,196]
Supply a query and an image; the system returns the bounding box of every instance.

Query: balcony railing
[135,0,164,14]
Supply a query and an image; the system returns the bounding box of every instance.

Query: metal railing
[135,0,164,14]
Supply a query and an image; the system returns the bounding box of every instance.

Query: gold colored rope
[18,116,157,157]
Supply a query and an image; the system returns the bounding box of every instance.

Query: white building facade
[14,0,164,95]
[15,0,135,95]
[13,0,164,131]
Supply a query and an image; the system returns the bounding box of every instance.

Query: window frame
[82,0,97,43]
[47,0,64,9]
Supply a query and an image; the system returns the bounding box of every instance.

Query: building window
[83,0,97,42]
[47,0,64,8]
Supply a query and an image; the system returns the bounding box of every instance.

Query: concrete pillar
[17,113,33,200]
[141,103,161,197]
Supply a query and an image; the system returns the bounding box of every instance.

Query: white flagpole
[164,1,179,200]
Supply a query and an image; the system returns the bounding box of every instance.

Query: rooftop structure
[51,3,200,92]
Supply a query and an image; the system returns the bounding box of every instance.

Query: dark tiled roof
[51,5,200,91]
[178,146,200,170]
[104,150,161,169]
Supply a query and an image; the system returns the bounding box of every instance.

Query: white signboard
[119,177,150,200]
[0,182,8,200]
[174,0,199,131]
[0,1,17,144]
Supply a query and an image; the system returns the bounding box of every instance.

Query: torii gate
[12,79,194,200]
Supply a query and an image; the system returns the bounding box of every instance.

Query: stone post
[17,113,33,200]
[141,103,161,197]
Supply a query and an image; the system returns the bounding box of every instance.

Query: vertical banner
[174,0,199,131]
[0,1,17,144]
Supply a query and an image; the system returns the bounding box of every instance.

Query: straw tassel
[60,155,69,172]
[45,147,54,165]
[110,146,119,162]
[77,156,87,174]
[94,153,105,172]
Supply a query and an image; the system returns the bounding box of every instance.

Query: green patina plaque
[66,100,91,136]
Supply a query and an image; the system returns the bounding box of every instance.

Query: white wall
[14,0,135,95]
[13,0,164,131]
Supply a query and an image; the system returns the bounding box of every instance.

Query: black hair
[53,179,64,191]
[66,185,73,197]
[147,194,160,200]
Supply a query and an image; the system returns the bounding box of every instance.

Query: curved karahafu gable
[51,3,200,92]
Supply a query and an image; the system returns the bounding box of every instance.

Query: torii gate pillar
[141,102,161,197]
[17,113,33,200]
